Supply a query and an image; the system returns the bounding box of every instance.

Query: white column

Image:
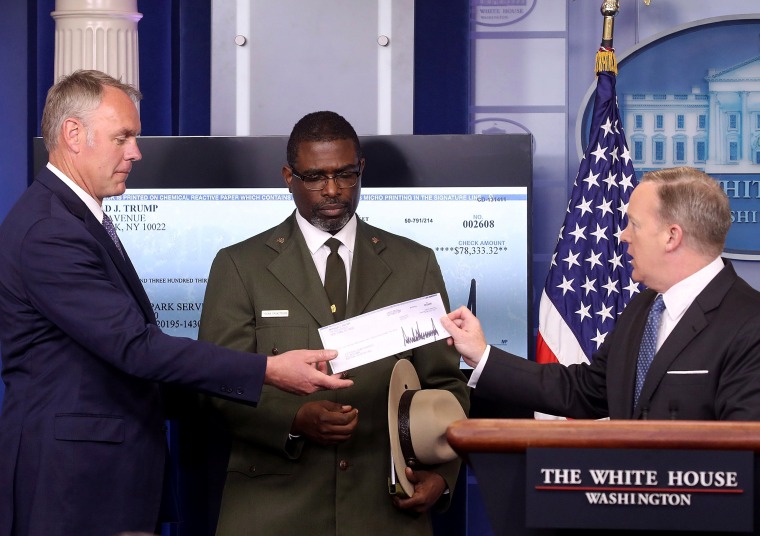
[52,0,142,88]
[234,0,251,136]
[376,0,392,134]
[709,92,718,163]
[741,91,750,162]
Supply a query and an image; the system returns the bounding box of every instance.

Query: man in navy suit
[442,166,760,421]
[0,70,351,536]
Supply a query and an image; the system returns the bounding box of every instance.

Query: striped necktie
[634,294,666,408]
[102,213,125,259]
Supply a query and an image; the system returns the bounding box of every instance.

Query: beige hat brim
[388,359,421,497]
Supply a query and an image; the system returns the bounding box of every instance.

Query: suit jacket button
[249,465,256,473]
[339,459,349,471]
[236,387,244,395]
[271,347,279,355]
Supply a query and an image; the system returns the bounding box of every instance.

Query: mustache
[316,198,347,207]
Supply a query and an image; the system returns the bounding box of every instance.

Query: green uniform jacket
[198,213,470,536]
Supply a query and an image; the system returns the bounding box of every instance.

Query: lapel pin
[277,237,285,244]
[371,237,380,244]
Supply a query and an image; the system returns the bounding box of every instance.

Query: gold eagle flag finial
[596,1,620,75]
[596,1,652,74]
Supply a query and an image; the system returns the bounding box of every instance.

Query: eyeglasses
[289,167,362,191]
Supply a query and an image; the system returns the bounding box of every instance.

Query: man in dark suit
[442,166,760,421]
[198,111,469,535]
[0,71,351,536]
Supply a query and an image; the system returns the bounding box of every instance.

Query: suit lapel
[634,263,735,414]
[36,169,156,324]
[265,216,393,324]
[346,219,391,317]
[83,214,157,323]
[266,215,336,327]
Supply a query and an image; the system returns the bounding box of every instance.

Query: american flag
[536,70,640,367]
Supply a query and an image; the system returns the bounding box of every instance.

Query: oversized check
[108,186,529,367]
[319,294,451,374]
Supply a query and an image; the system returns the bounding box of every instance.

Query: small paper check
[318,293,451,374]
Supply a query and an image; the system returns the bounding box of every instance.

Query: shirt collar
[47,162,104,222]
[661,256,724,321]
[295,210,357,254]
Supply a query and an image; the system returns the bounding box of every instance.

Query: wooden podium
[447,419,760,535]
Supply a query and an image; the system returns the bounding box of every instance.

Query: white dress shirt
[294,210,356,301]
[47,162,104,223]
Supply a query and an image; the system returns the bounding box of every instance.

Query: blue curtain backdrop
[0,2,34,239]
[414,0,469,134]
[0,2,34,410]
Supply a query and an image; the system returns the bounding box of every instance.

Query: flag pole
[596,1,620,75]
[535,0,641,373]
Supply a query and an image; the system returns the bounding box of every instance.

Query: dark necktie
[324,237,346,322]
[102,213,125,259]
[634,294,666,407]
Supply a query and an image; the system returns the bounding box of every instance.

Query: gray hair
[41,70,142,151]
[640,166,730,257]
